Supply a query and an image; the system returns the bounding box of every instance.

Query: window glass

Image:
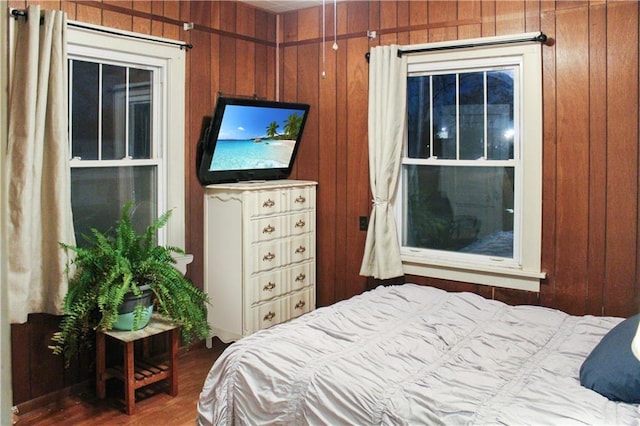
[432,74,457,159]
[71,167,157,243]
[487,69,514,160]
[68,26,186,255]
[101,64,127,160]
[128,68,152,159]
[407,76,431,159]
[459,72,485,160]
[405,66,517,260]
[69,59,158,247]
[403,164,514,257]
[398,37,543,291]
[71,61,99,160]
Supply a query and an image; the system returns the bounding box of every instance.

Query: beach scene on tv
[209,104,305,171]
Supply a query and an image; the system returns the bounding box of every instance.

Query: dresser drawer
[251,241,284,273]
[252,216,283,242]
[250,262,313,305]
[289,235,314,264]
[251,189,283,217]
[252,298,284,332]
[287,212,312,236]
[288,288,312,319]
[248,288,313,333]
[286,186,313,212]
[253,213,311,242]
[250,269,286,304]
[289,262,313,292]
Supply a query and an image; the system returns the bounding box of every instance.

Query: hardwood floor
[14,339,230,426]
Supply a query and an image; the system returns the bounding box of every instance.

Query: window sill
[172,254,193,275]
[401,254,545,292]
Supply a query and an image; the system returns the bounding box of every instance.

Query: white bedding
[197,284,640,425]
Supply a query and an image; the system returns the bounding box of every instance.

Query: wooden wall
[277,0,640,319]
[7,0,277,405]
[7,0,640,408]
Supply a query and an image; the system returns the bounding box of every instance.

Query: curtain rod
[365,32,548,62]
[10,8,192,50]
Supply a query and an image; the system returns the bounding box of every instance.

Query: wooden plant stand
[96,315,179,414]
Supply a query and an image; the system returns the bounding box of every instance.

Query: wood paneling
[317,39,338,307]
[277,0,640,319]
[10,0,275,405]
[428,0,456,42]
[586,3,607,316]
[604,1,638,317]
[458,1,482,40]
[10,0,640,410]
[186,26,213,297]
[525,0,540,31]
[334,9,349,302]
[554,6,590,314]
[409,1,428,43]
[10,321,30,404]
[495,0,525,34]
[344,35,369,299]
[539,7,556,310]
[295,43,319,180]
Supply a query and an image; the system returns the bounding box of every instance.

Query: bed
[197,284,640,425]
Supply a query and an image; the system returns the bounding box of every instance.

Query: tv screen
[197,96,310,185]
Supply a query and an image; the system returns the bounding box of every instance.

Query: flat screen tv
[197,96,310,185]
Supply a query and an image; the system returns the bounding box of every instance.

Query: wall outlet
[359,216,369,231]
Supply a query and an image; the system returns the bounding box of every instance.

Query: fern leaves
[51,201,211,367]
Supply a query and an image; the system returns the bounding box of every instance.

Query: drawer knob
[263,311,276,322]
[263,282,276,291]
[295,300,306,310]
[295,246,306,254]
[295,273,306,282]
[295,220,306,228]
[295,195,306,204]
[263,199,275,208]
[263,224,275,234]
[263,252,276,261]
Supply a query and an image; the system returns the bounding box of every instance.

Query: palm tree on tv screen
[283,113,303,139]
[266,121,279,138]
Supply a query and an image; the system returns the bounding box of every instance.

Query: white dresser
[204,179,317,343]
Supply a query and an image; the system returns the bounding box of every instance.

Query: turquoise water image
[209,139,295,171]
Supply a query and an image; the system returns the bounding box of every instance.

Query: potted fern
[50,201,210,366]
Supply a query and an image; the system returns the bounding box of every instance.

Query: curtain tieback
[372,198,388,207]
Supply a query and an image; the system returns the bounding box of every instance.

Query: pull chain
[332,0,338,51]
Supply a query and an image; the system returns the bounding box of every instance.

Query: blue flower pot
[113,286,154,331]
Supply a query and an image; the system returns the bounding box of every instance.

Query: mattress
[197,284,640,425]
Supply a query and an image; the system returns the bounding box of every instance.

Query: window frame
[396,35,545,292]
[67,23,186,250]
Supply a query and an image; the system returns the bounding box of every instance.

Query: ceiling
[238,0,327,14]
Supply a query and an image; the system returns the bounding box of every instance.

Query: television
[197,96,310,185]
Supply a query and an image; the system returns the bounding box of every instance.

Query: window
[67,25,186,250]
[396,35,544,291]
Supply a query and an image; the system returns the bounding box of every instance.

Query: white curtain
[359,45,407,279]
[7,5,75,323]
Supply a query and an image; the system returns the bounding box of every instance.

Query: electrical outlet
[359,216,368,231]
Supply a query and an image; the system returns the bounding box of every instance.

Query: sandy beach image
[209,138,297,171]
[262,139,296,165]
